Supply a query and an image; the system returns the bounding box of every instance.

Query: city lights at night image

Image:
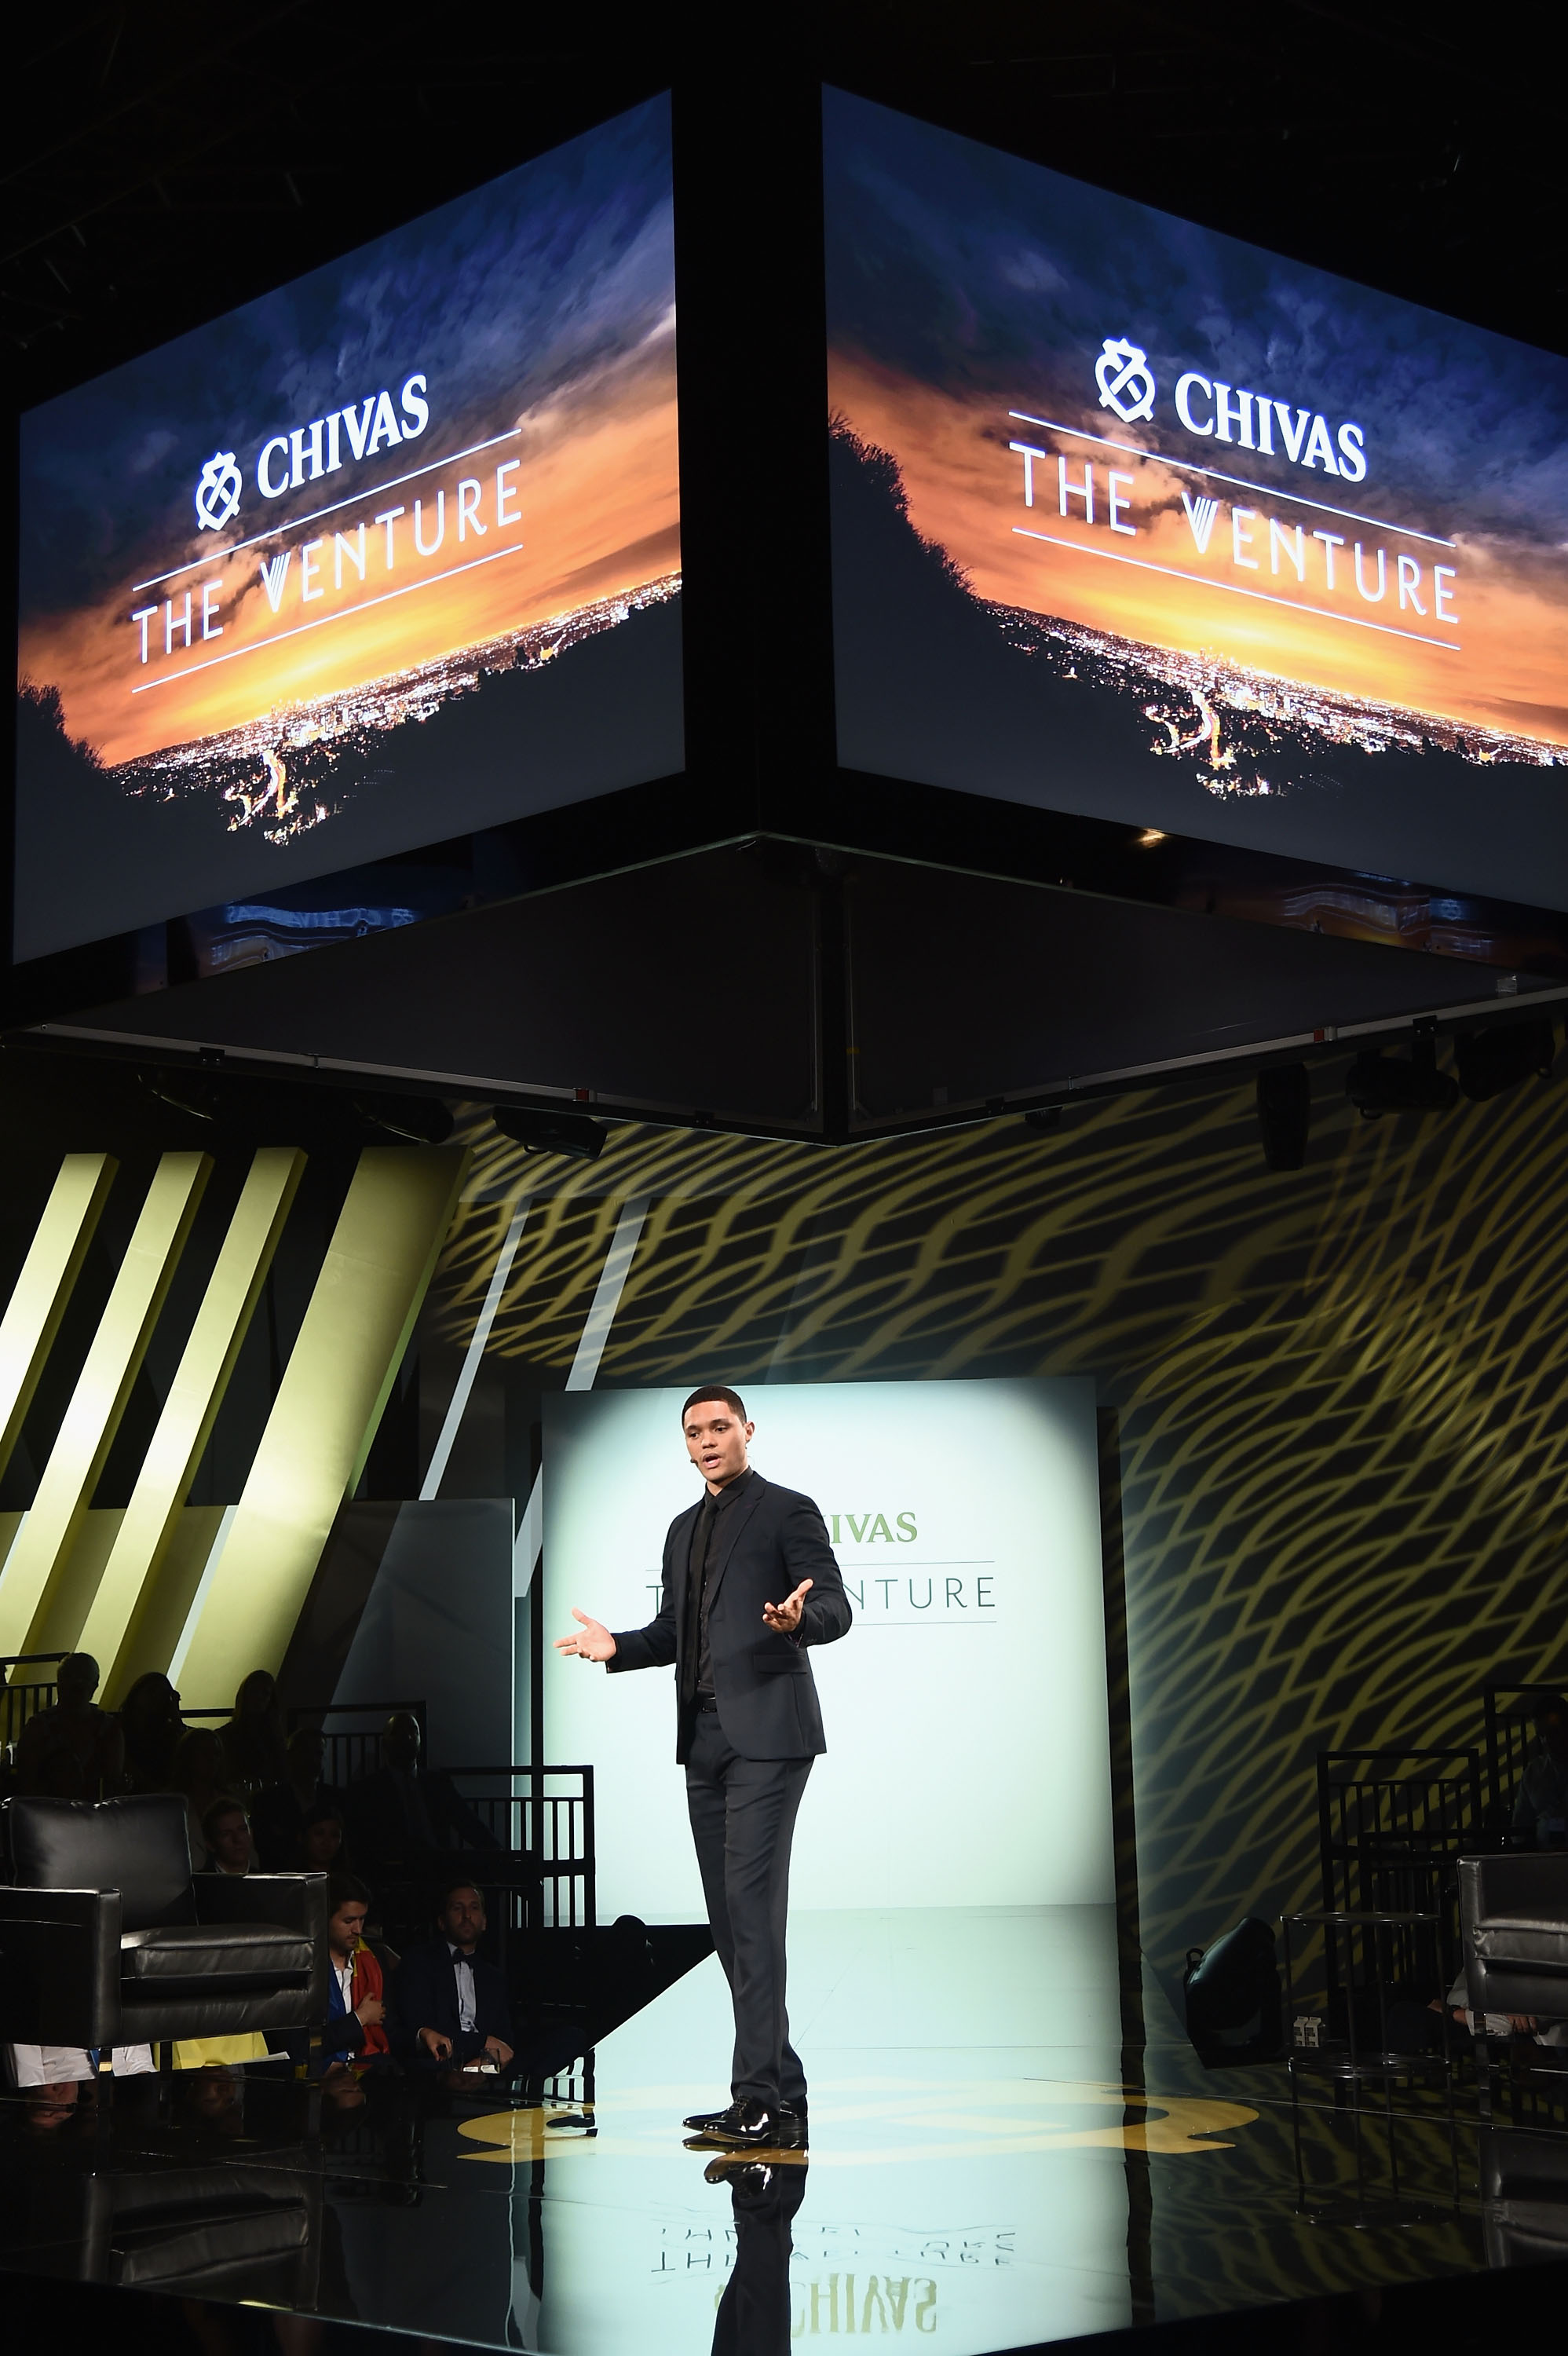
[825,90,1568,913]
[15,95,682,961]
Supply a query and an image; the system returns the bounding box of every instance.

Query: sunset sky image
[19,96,678,771]
[828,354,1566,750]
[824,90,1568,756]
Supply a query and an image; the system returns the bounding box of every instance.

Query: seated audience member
[203,1795,254,1875]
[217,1669,290,1802]
[251,1726,346,1868]
[346,1712,499,1882]
[119,1671,185,1793]
[170,1728,226,1866]
[393,1880,515,2074]
[320,1872,391,2071]
[16,1653,124,1799]
[301,1805,350,1874]
[1512,1696,1568,1848]
[1386,1963,1568,2055]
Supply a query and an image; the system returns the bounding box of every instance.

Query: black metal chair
[1316,1749,1479,2041]
[0,1791,327,2051]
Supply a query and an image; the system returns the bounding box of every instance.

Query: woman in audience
[217,1669,289,1802]
[117,1672,185,1793]
[170,1728,225,1866]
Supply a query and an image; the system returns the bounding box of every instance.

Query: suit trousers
[685,1710,812,2107]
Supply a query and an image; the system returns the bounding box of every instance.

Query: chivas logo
[194,450,243,533]
[1095,337,1156,424]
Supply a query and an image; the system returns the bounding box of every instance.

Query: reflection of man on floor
[556,1386,852,2152]
[394,1881,515,2074]
[711,2159,808,2356]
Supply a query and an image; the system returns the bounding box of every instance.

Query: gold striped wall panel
[0,1152,116,1490]
[0,1152,211,1665]
[90,1147,305,1703]
[174,1145,470,1698]
[431,1071,1568,1976]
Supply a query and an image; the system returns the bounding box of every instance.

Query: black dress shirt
[684,1468,755,1703]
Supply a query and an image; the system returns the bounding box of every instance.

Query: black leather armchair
[1457,1852,1568,2113]
[1480,2128,1568,2266]
[1459,1853,1568,2018]
[0,1792,328,2048]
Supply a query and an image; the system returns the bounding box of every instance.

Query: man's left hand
[762,1579,813,1634]
[484,2036,514,2069]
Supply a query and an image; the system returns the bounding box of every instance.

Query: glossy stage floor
[0,1906,1541,2353]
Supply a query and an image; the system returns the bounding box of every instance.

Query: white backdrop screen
[541,1377,1114,1919]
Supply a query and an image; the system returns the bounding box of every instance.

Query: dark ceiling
[5,2,1564,412]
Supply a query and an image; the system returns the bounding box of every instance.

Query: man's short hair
[327,1871,370,1914]
[201,1795,248,1841]
[681,1385,747,1424]
[437,1877,484,1911]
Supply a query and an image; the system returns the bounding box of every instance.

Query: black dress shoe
[683,2098,806,2137]
[683,2102,737,2135]
[686,2098,783,2148]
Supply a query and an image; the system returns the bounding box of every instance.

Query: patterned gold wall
[433,1059,1568,1973]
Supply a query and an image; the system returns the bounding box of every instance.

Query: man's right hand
[554,1609,616,1663]
[418,2027,452,2061]
[355,1996,385,2029]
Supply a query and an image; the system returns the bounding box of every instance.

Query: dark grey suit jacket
[609,1474,853,1762]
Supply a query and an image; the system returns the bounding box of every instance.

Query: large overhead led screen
[16,97,681,964]
[825,90,1568,912]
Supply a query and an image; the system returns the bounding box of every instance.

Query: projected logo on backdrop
[642,1502,1000,1625]
[825,90,1568,913]
[14,96,682,963]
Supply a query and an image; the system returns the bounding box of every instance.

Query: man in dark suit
[392,1880,516,2073]
[345,1713,501,1886]
[556,1385,852,2150]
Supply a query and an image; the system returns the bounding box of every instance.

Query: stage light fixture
[352,1094,455,1145]
[491,1105,606,1163]
[1344,1023,1458,1118]
[1255,1063,1310,1170]
[1453,1015,1558,1102]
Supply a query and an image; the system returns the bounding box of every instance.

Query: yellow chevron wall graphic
[0,1143,469,1704]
